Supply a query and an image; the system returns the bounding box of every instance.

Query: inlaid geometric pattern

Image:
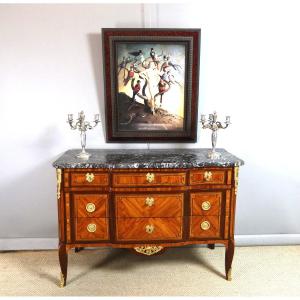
[74,194,108,218]
[116,217,183,241]
[190,170,226,185]
[190,192,222,216]
[115,194,184,218]
[190,216,221,239]
[112,172,186,187]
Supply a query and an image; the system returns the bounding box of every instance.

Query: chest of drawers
[53,149,244,287]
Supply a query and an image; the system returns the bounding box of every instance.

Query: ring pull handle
[201,201,211,211]
[86,203,96,213]
[87,223,97,233]
[200,221,210,231]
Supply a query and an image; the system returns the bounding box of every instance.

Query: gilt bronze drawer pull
[86,203,96,213]
[145,224,155,234]
[204,171,212,181]
[201,201,211,211]
[146,173,155,183]
[85,173,95,183]
[87,223,97,233]
[145,197,155,207]
[200,221,210,230]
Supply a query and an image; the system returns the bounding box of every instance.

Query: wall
[0,2,299,249]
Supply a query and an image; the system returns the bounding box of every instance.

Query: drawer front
[190,216,221,239]
[191,192,222,216]
[116,217,183,241]
[75,218,109,241]
[190,170,226,185]
[112,172,186,187]
[73,194,108,218]
[115,193,184,218]
[70,172,109,187]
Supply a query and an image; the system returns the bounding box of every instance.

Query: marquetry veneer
[54,149,243,287]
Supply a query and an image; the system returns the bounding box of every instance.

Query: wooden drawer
[75,218,109,241]
[115,193,184,218]
[73,194,108,218]
[112,172,186,187]
[190,216,221,239]
[191,192,222,216]
[190,169,227,185]
[116,217,183,241]
[70,172,109,187]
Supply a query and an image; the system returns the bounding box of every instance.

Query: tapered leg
[225,239,234,281]
[59,243,68,287]
[207,244,215,250]
[74,247,84,253]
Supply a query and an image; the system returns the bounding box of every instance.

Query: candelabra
[67,111,100,159]
[200,111,231,159]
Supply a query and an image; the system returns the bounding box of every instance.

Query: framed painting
[102,28,200,142]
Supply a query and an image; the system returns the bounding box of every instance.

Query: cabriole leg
[59,243,68,287]
[225,239,234,281]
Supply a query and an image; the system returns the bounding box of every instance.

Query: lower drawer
[189,216,221,239]
[75,218,109,241]
[116,217,183,241]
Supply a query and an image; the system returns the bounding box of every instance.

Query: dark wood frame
[102,28,201,143]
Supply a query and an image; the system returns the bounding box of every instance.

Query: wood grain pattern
[190,192,222,216]
[73,193,108,218]
[190,170,226,185]
[190,216,221,239]
[113,172,186,187]
[70,172,109,187]
[115,193,184,218]
[116,217,183,241]
[75,218,109,241]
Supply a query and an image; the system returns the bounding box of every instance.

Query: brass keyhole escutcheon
[86,173,95,183]
[146,173,155,183]
[201,201,211,211]
[200,221,211,231]
[204,171,212,181]
[87,223,97,233]
[145,224,155,234]
[145,197,155,207]
[86,203,96,213]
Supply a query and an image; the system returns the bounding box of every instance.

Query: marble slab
[52,148,244,169]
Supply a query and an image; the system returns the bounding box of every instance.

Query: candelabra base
[76,151,91,160]
[207,150,221,160]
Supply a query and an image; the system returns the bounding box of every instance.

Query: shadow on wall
[87,33,106,140]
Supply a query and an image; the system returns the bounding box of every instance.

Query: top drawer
[190,169,230,185]
[112,172,186,187]
[70,172,109,187]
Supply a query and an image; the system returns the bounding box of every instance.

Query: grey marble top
[52,148,244,169]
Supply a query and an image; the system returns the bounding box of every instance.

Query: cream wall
[0,2,299,249]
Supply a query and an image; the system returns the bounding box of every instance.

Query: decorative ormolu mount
[56,169,62,200]
[234,166,239,195]
[134,245,163,256]
[200,111,231,159]
[67,111,100,159]
[60,272,65,288]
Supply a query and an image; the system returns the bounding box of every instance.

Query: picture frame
[102,28,200,142]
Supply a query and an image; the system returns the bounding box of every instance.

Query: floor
[0,245,299,296]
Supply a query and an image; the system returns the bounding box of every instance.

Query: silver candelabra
[200,111,231,159]
[67,111,100,159]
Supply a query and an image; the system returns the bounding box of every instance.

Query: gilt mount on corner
[102,28,200,143]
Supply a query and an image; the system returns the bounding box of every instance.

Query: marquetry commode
[53,148,244,287]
